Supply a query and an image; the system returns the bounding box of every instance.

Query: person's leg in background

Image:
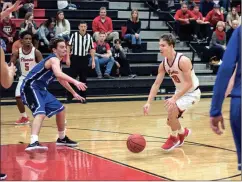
[93,32,100,42]
[106,32,119,44]
[78,56,89,102]
[66,55,79,102]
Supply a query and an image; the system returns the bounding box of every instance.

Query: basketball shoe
[178,128,191,147]
[161,135,180,152]
[25,141,48,152]
[0,173,7,180]
[56,135,78,147]
[15,117,30,125]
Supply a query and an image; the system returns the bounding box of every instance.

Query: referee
[66,21,95,103]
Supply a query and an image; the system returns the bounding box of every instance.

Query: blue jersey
[210,26,241,117]
[23,53,59,90]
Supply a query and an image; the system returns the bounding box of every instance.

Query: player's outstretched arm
[58,79,85,102]
[1,47,16,89]
[172,56,193,101]
[143,63,165,115]
[10,50,19,65]
[35,49,43,63]
[49,57,87,91]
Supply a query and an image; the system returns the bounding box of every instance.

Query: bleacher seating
[1,0,217,100]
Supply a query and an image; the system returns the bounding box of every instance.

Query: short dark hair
[79,21,87,25]
[49,38,65,51]
[20,31,33,39]
[114,39,121,44]
[160,34,176,47]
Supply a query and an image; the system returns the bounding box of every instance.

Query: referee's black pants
[67,55,89,100]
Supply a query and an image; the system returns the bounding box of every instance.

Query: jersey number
[171,75,181,83]
[25,63,29,71]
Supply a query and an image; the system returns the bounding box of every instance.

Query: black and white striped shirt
[68,32,94,56]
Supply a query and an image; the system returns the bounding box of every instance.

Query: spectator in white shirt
[55,11,71,42]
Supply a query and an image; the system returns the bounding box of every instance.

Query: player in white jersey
[143,34,201,152]
[10,31,43,125]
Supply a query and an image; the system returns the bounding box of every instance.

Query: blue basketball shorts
[21,86,65,118]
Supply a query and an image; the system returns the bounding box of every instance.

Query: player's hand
[74,81,87,91]
[164,97,176,111]
[73,93,85,102]
[91,61,95,69]
[143,103,150,116]
[210,115,225,135]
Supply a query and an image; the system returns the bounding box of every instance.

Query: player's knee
[167,106,179,119]
[166,118,171,126]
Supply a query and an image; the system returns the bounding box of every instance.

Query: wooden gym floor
[1,98,241,180]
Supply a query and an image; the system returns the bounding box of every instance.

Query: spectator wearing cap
[205,4,224,29]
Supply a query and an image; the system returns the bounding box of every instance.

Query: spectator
[0,38,7,52]
[226,7,240,28]
[111,39,136,78]
[18,0,34,18]
[205,4,224,29]
[219,0,230,12]
[0,15,16,52]
[55,11,71,42]
[124,9,142,53]
[184,0,196,10]
[226,20,239,43]
[174,2,198,41]
[192,5,210,41]
[20,12,38,48]
[209,21,226,65]
[37,17,56,52]
[92,7,119,44]
[57,0,77,10]
[199,0,215,17]
[91,32,115,79]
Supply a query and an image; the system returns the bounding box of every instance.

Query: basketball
[127,134,146,153]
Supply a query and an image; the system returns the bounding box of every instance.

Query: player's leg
[230,98,241,171]
[45,92,78,147]
[161,105,181,151]
[15,76,29,124]
[176,89,201,147]
[21,87,48,151]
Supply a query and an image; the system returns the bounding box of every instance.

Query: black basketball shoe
[0,173,7,180]
[56,136,78,147]
[25,141,48,152]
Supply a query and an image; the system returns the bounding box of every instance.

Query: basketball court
[1,98,241,180]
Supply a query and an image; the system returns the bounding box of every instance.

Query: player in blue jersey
[210,26,241,171]
[21,38,87,151]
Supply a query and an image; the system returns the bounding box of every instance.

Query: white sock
[171,130,178,137]
[21,112,27,118]
[65,119,67,124]
[31,135,38,144]
[58,130,65,139]
[178,127,185,134]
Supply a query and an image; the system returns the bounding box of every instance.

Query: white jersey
[19,47,37,77]
[163,52,199,93]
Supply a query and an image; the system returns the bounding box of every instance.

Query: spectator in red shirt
[0,15,16,52]
[91,32,115,79]
[205,4,224,29]
[174,2,198,41]
[192,5,210,41]
[92,7,119,44]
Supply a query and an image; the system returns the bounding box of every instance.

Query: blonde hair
[130,9,139,22]
[216,21,225,28]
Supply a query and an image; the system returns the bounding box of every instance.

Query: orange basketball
[127,134,146,153]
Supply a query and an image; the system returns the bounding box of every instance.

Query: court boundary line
[211,174,241,181]
[70,147,174,181]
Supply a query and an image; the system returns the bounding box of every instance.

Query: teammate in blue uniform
[210,26,241,171]
[21,38,87,151]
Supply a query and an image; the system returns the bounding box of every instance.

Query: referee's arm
[89,36,96,69]
[66,33,74,67]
